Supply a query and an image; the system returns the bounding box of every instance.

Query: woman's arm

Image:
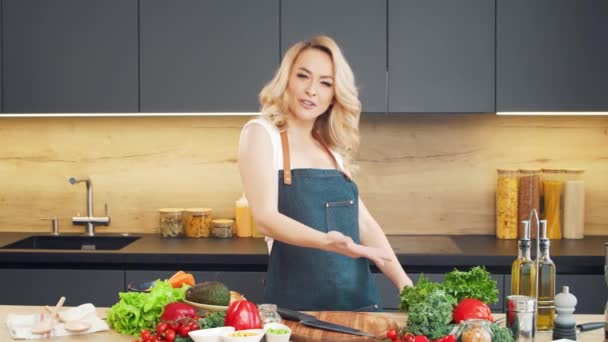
[358,196,413,290]
[238,124,391,266]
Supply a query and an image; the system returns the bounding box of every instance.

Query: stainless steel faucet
[69,177,110,236]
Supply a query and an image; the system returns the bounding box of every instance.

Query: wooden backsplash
[0,114,606,236]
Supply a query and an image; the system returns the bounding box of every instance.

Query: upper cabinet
[139,0,279,112]
[388,0,495,113]
[497,0,608,112]
[2,0,138,113]
[281,0,387,113]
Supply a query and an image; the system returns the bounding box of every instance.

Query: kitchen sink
[0,235,140,250]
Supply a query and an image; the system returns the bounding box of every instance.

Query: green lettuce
[107,280,187,336]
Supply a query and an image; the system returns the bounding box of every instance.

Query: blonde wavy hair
[258,35,361,174]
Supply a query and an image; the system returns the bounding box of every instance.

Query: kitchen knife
[576,322,604,332]
[277,307,375,338]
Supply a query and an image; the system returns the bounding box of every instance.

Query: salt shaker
[506,295,536,341]
[553,286,578,341]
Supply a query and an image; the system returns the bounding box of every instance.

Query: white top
[240,117,347,253]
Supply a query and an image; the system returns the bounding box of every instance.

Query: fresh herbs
[198,311,226,329]
[404,289,455,340]
[443,266,498,304]
[399,274,447,312]
[489,322,514,342]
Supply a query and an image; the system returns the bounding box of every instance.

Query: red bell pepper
[160,302,197,322]
[452,298,493,323]
[224,300,262,331]
[433,335,456,342]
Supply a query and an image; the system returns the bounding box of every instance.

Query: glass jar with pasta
[518,169,541,239]
[541,168,563,239]
[496,169,519,239]
[159,208,184,238]
[182,208,212,238]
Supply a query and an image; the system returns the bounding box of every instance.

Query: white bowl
[189,327,235,342]
[263,322,292,342]
[221,328,265,342]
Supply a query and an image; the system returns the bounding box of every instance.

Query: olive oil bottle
[511,221,537,297]
[537,223,556,331]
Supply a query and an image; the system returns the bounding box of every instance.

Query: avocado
[186,281,230,306]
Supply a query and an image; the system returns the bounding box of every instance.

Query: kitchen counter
[0,305,604,341]
[0,233,605,274]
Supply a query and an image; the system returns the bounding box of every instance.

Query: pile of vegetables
[384,266,513,342]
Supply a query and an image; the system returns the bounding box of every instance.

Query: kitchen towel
[5,303,109,339]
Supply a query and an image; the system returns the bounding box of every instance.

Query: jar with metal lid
[541,168,564,239]
[506,295,536,340]
[159,208,184,238]
[182,208,212,238]
[518,169,541,239]
[211,219,234,238]
[461,319,492,342]
[496,169,519,239]
[258,304,282,325]
[562,168,585,239]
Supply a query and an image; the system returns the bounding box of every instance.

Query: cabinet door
[0,269,124,307]
[2,0,138,113]
[126,270,266,304]
[388,0,494,113]
[281,0,387,113]
[140,0,279,112]
[497,0,608,111]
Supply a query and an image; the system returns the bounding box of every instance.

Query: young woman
[238,35,412,311]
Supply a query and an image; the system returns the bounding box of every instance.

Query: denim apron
[263,131,381,311]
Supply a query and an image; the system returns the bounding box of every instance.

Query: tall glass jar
[182,208,212,238]
[518,169,541,239]
[542,168,563,239]
[159,208,184,238]
[563,169,585,239]
[496,169,519,239]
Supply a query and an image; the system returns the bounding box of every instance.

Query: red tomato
[414,335,430,342]
[164,329,176,342]
[140,329,151,340]
[156,322,168,334]
[177,325,191,337]
[386,328,398,340]
[402,333,416,342]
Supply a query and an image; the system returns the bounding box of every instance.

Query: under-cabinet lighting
[0,112,260,118]
[497,111,608,116]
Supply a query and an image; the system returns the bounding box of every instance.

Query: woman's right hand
[326,231,392,267]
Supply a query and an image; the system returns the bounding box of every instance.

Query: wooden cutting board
[282,311,402,342]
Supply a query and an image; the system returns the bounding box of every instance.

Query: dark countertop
[0,232,605,274]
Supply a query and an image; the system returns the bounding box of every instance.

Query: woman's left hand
[327,231,392,267]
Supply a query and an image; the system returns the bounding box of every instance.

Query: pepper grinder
[553,286,578,341]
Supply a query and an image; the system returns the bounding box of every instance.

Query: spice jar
[211,219,234,238]
[542,168,563,239]
[496,169,519,239]
[159,208,184,238]
[518,169,541,239]
[258,304,282,324]
[182,208,212,238]
[461,319,493,342]
[563,169,585,239]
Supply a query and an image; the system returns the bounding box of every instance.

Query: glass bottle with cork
[563,168,585,239]
[541,168,563,239]
[496,169,519,239]
[518,169,541,239]
[511,221,537,298]
[536,222,556,331]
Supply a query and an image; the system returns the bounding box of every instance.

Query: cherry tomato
[157,322,168,334]
[177,325,191,337]
[403,333,416,342]
[164,329,176,342]
[140,329,151,340]
[386,328,398,340]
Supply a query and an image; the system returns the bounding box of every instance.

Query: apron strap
[312,131,341,172]
[280,130,292,185]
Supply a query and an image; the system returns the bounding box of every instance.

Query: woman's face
[286,48,335,121]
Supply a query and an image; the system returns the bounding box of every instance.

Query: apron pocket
[325,200,356,236]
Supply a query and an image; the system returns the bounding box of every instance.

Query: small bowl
[127,280,155,292]
[189,327,235,342]
[221,328,265,342]
[264,322,292,342]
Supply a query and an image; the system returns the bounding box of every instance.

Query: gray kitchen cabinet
[505,274,607,314]
[375,273,506,313]
[388,0,494,113]
[0,269,124,307]
[126,270,265,305]
[281,0,387,113]
[139,0,279,112]
[2,0,138,113]
[497,0,608,111]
